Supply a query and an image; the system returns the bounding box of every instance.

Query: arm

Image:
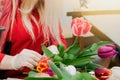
[0,49,42,70]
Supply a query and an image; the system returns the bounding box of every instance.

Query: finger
[30,50,42,58]
[23,62,34,68]
[30,50,43,61]
[30,54,41,62]
[28,59,38,66]
[22,49,42,62]
[22,49,42,58]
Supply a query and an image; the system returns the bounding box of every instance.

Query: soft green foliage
[43,41,113,72]
[24,71,59,80]
[25,77,59,80]
[48,62,96,80]
[27,71,38,77]
[24,62,96,80]
[24,41,113,80]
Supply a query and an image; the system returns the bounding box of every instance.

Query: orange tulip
[36,57,52,72]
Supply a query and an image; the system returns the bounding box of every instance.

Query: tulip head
[98,44,118,58]
[71,17,91,37]
[36,57,54,76]
[95,67,112,80]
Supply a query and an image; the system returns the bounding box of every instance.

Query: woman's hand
[11,49,42,70]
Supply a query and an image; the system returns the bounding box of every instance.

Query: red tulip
[95,67,112,80]
[71,17,91,36]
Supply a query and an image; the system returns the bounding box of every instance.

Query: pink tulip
[71,17,92,36]
[98,44,118,58]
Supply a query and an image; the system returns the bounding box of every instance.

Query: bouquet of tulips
[41,17,113,71]
[25,17,115,80]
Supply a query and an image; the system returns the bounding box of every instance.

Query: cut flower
[42,17,114,72]
[71,17,92,36]
[98,44,118,58]
[25,17,115,80]
[95,67,112,80]
[36,56,54,76]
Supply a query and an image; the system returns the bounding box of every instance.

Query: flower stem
[72,36,79,46]
[30,67,37,72]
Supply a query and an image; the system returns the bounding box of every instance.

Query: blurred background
[60,0,120,46]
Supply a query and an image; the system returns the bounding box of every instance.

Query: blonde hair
[12,0,63,43]
[41,0,63,43]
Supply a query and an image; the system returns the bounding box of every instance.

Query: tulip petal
[71,17,91,36]
[98,46,113,53]
[98,50,117,58]
[95,67,112,80]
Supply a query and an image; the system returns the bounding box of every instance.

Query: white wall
[61,0,80,27]
[86,0,120,10]
[85,0,120,46]
[61,0,120,46]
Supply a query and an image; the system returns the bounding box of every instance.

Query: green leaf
[48,61,63,79]
[71,72,96,80]
[79,73,96,80]
[60,63,72,79]
[96,41,114,46]
[77,62,100,72]
[71,73,82,80]
[78,41,114,57]
[85,62,100,72]
[24,77,59,80]
[63,53,75,60]
[67,54,75,60]
[28,71,37,77]
[53,55,63,61]
[84,41,113,51]
[78,43,98,57]
[64,57,94,66]
[57,44,65,57]
[42,45,54,58]
[65,44,80,55]
[28,71,38,77]
[63,53,68,60]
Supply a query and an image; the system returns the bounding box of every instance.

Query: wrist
[0,55,14,70]
[11,54,19,70]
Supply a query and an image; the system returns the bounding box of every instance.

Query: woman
[0,0,67,79]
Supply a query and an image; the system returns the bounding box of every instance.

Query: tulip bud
[95,67,112,80]
[98,44,117,59]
